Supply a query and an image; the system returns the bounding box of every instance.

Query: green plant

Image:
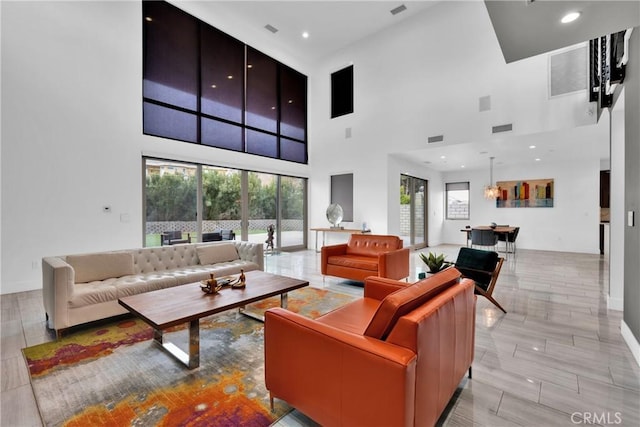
[419,252,452,273]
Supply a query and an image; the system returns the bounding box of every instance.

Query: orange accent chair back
[321,234,410,281]
[265,268,476,426]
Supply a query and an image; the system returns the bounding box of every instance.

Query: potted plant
[419,252,453,274]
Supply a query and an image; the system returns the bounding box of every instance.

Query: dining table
[460,226,518,258]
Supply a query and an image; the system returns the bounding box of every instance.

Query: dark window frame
[445,182,470,220]
[142,1,308,164]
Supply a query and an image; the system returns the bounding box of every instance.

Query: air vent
[264,24,279,34]
[549,45,587,97]
[492,124,513,134]
[479,95,491,112]
[390,4,407,15]
[427,135,444,143]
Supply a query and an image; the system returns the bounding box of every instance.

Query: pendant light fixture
[484,156,500,199]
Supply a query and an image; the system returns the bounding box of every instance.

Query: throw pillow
[196,243,239,265]
[67,252,135,283]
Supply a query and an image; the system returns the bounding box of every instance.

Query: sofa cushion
[196,243,239,265]
[67,252,135,284]
[364,267,461,340]
[327,255,378,272]
[345,234,402,257]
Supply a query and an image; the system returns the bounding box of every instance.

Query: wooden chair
[455,247,506,313]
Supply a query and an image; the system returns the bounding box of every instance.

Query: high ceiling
[182,0,638,172]
[191,1,440,64]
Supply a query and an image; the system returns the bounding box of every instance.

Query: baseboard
[621,319,640,367]
[607,295,624,311]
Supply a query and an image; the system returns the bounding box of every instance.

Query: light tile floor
[1,245,639,426]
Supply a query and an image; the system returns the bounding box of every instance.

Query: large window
[446,182,470,220]
[143,1,307,163]
[144,158,307,251]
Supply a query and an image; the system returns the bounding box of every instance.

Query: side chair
[498,226,520,254]
[470,229,498,251]
[455,247,506,313]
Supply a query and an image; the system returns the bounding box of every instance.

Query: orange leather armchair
[321,234,410,281]
[264,268,476,426]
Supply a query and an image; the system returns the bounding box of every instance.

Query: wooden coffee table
[118,270,308,369]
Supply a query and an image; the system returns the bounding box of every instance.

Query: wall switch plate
[628,211,635,227]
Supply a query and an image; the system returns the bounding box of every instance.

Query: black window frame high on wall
[142,0,308,164]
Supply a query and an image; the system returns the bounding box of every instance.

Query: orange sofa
[264,268,476,427]
[321,234,410,281]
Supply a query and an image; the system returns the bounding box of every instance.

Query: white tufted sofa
[42,241,263,337]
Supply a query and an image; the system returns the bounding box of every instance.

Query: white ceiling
[485,0,640,63]
[185,0,636,172]
[198,1,440,64]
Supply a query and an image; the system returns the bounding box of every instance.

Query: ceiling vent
[427,135,444,143]
[264,24,279,34]
[390,4,407,15]
[549,45,587,97]
[479,95,491,112]
[492,123,513,134]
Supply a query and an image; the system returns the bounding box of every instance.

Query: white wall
[1,0,608,294]
[307,0,597,243]
[441,143,604,254]
[0,1,309,294]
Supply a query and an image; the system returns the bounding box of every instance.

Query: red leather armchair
[321,234,410,281]
[264,268,476,426]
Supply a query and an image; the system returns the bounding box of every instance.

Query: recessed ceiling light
[210,84,217,88]
[145,17,153,22]
[227,75,233,79]
[247,64,253,69]
[529,145,536,149]
[440,155,446,159]
[302,31,309,39]
[461,165,465,168]
[561,12,581,24]
[535,158,541,162]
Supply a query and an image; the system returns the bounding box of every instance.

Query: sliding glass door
[144,158,307,251]
[280,176,306,248]
[400,174,428,249]
[144,159,197,246]
[202,166,241,240]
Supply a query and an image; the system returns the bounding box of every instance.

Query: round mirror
[326,203,344,228]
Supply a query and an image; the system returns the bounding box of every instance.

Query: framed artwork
[496,178,554,208]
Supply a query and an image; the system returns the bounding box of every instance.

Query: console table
[310,227,371,252]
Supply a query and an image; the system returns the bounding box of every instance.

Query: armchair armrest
[320,243,348,274]
[364,276,409,300]
[265,307,416,426]
[378,247,410,280]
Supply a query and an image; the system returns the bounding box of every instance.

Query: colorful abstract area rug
[22,287,356,427]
